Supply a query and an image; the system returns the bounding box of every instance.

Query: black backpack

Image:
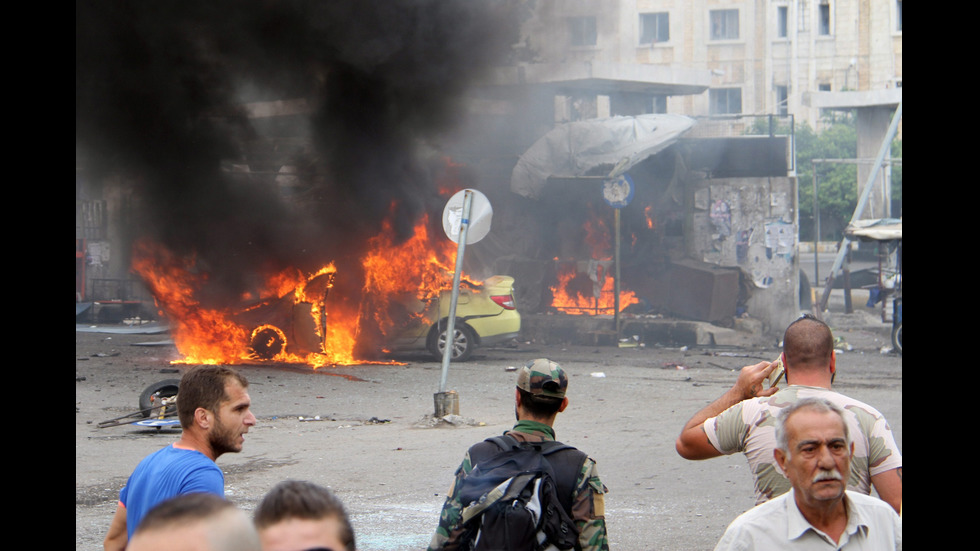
[456,434,587,551]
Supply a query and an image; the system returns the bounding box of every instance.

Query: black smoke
[76,0,522,306]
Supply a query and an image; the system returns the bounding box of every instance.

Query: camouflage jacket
[427,420,609,551]
[703,384,903,504]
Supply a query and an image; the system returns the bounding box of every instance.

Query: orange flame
[549,262,638,315]
[584,216,612,260]
[360,212,475,339]
[549,209,638,315]
[132,240,252,364]
[644,205,655,229]
[131,183,482,367]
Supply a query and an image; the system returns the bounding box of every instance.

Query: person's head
[178,365,256,458]
[774,398,853,509]
[515,358,569,423]
[782,314,836,383]
[128,493,260,551]
[254,480,356,551]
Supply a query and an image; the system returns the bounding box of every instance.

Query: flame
[549,262,638,315]
[644,205,655,229]
[584,216,612,260]
[549,209,639,315]
[360,212,469,338]
[131,184,482,367]
[132,240,252,364]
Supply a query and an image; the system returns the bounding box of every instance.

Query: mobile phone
[766,355,785,388]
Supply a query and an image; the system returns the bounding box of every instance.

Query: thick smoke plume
[76,0,521,307]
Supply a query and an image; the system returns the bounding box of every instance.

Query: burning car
[231,272,519,364]
[132,211,520,366]
[384,275,521,362]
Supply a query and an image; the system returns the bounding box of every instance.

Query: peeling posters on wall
[765,221,794,257]
[750,220,794,288]
[710,199,731,236]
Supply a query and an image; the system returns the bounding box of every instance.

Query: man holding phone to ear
[675,314,902,513]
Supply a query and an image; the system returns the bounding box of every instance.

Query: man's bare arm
[103,503,128,551]
[871,467,902,514]
[675,361,777,460]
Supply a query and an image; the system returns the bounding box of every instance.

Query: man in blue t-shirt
[103,365,257,551]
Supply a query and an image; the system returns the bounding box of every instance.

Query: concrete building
[463,0,900,338]
[506,0,902,130]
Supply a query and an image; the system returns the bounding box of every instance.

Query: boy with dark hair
[254,480,356,551]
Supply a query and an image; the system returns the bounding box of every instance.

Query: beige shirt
[714,489,902,550]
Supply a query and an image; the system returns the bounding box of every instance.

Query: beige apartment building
[515,0,902,130]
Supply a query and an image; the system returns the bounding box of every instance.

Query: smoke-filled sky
[76,0,521,305]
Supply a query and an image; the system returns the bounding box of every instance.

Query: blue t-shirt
[119,443,224,539]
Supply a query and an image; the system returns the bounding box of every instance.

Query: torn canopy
[510,114,696,199]
[844,218,902,242]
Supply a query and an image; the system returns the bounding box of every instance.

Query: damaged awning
[844,218,902,241]
[511,114,696,198]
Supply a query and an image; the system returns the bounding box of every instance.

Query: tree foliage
[794,114,901,241]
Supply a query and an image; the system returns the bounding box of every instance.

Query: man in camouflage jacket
[674,315,902,513]
[427,359,609,551]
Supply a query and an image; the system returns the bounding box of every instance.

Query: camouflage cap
[516,358,568,399]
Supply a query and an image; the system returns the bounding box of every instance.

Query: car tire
[250,326,286,359]
[428,322,476,362]
[891,322,902,355]
[139,379,180,418]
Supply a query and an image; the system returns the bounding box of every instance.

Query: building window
[710,88,742,115]
[896,1,902,32]
[710,9,739,40]
[818,83,832,92]
[819,1,831,35]
[777,6,788,38]
[639,12,669,44]
[775,85,789,116]
[569,16,597,47]
[652,96,667,114]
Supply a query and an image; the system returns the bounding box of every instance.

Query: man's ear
[774,448,787,471]
[558,397,569,413]
[194,407,212,429]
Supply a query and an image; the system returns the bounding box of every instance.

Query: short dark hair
[135,492,234,534]
[782,314,834,371]
[177,365,249,427]
[253,480,355,551]
[517,388,564,417]
[133,493,260,551]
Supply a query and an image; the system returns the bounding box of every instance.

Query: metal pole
[614,208,621,335]
[812,160,820,284]
[439,190,473,393]
[605,157,631,338]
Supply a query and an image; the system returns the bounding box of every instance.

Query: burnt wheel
[250,326,286,359]
[428,322,476,362]
[139,379,180,418]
